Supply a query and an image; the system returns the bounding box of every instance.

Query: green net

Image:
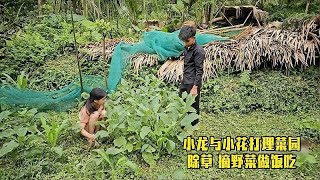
[0,75,105,111]
[0,30,228,111]
[107,30,228,92]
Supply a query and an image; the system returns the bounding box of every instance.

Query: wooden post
[70,0,84,93]
[102,33,108,90]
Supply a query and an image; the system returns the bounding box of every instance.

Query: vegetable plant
[40,116,69,147]
[95,75,199,166]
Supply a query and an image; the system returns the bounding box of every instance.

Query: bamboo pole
[70,0,84,93]
[102,33,108,90]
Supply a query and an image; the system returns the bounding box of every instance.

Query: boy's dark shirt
[182,42,205,86]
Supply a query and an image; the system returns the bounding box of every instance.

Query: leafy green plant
[2,14,102,77]
[95,74,199,166]
[2,71,30,89]
[0,108,45,158]
[40,116,69,147]
[93,149,138,180]
[0,140,19,158]
[297,116,320,142]
[296,152,318,168]
[166,0,189,23]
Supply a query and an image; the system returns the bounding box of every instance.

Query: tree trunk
[208,4,213,24]
[38,0,43,15]
[202,4,210,25]
[305,0,310,14]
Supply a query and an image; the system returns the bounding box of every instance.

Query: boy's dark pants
[178,83,201,126]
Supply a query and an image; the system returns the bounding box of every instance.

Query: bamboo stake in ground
[102,33,108,90]
[70,0,84,93]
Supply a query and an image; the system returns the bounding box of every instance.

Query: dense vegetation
[0,0,319,179]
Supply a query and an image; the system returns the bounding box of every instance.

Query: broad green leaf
[52,146,63,157]
[184,123,200,134]
[0,129,15,139]
[16,127,28,137]
[57,119,69,135]
[125,160,138,171]
[0,140,19,157]
[26,108,38,117]
[154,127,164,136]
[142,152,156,167]
[127,120,142,132]
[95,158,103,166]
[0,111,12,122]
[173,168,186,180]
[92,149,114,169]
[114,136,127,147]
[181,91,188,99]
[105,147,125,155]
[177,131,188,142]
[125,143,133,152]
[141,144,149,152]
[151,96,161,112]
[185,95,196,107]
[140,126,151,139]
[137,104,148,111]
[17,75,23,89]
[157,137,166,147]
[142,144,156,153]
[166,140,175,153]
[116,156,128,166]
[180,113,199,126]
[133,142,143,151]
[135,109,145,117]
[118,123,126,129]
[95,130,109,138]
[40,117,51,135]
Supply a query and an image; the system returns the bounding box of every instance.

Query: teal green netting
[107,30,228,92]
[0,75,105,111]
[0,30,228,111]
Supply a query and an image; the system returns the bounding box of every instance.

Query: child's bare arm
[80,122,94,139]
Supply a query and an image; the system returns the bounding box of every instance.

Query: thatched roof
[79,38,134,62]
[130,54,159,72]
[156,16,320,83]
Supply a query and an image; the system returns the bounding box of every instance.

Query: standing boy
[178,25,205,126]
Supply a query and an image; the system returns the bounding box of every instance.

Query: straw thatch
[79,38,134,62]
[130,54,159,72]
[157,16,320,83]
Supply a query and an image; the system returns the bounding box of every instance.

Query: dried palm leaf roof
[79,38,134,62]
[129,54,159,73]
[156,16,320,83]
